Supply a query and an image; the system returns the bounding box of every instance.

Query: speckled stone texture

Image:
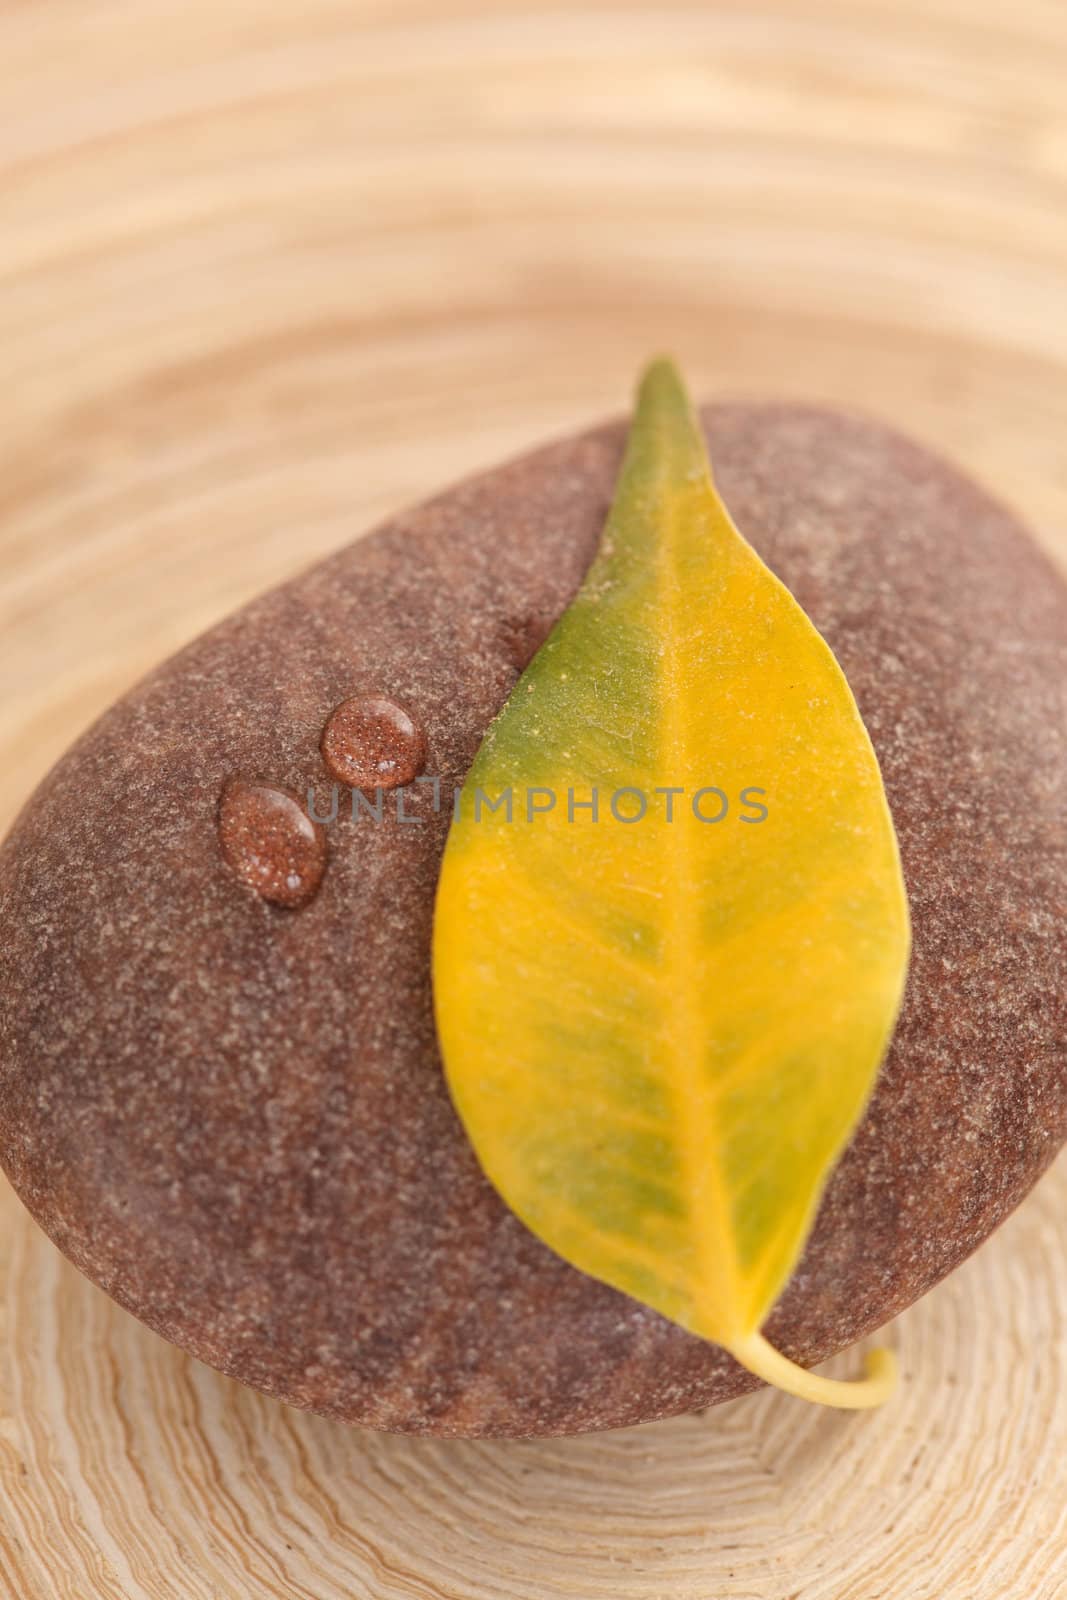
[0,405,1065,1437]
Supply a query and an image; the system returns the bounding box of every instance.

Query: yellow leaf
[433,359,911,1407]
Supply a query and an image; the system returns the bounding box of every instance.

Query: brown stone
[0,404,1064,1437]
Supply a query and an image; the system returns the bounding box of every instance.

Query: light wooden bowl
[2,3,1065,1596]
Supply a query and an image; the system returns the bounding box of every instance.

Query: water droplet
[217,780,327,908]
[320,695,427,789]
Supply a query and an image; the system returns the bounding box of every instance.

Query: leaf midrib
[656,464,744,1343]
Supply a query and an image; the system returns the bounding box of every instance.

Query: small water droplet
[320,695,427,789]
[218,780,327,908]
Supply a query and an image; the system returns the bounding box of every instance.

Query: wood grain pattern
[1,1,1065,1595]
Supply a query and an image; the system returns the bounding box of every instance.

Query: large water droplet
[320,695,427,789]
[217,780,327,907]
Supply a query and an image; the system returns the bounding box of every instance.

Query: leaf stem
[729,1332,897,1409]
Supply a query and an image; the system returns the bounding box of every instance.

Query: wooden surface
[1,3,1066,1596]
